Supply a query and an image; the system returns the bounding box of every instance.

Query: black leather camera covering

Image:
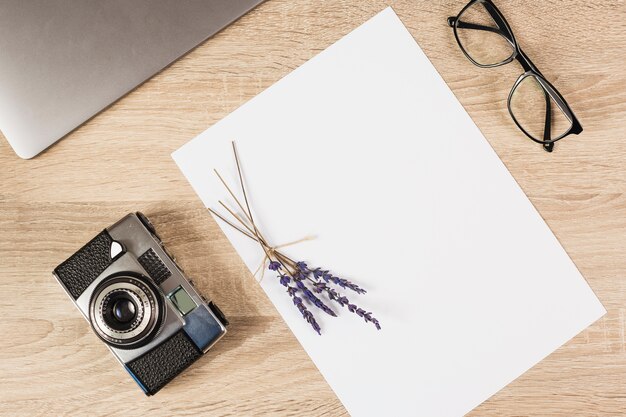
[54,230,114,299]
[138,248,171,284]
[126,329,202,395]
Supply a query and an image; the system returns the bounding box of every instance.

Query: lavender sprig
[311,267,367,294]
[290,291,321,335]
[312,281,381,330]
[294,280,337,317]
[269,261,281,271]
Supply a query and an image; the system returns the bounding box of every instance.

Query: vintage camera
[53,212,228,395]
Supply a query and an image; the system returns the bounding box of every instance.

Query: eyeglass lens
[509,75,573,142]
[455,2,514,66]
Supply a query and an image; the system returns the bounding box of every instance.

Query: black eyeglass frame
[447,0,583,152]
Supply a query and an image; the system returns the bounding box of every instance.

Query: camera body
[53,212,228,395]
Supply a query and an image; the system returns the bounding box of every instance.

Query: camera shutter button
[136,212,155,234]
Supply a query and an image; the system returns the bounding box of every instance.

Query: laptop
[0,0,265,159]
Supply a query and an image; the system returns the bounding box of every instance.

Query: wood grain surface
[1,1,625,416]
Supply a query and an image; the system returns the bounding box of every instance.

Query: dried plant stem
[207,208,257,241]
[209,205,291,271]
[217,201,261,243]
[210,144,301,274]
[232,141,261,237]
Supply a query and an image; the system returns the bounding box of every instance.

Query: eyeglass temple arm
[542,89,554,152]
[447,17,505,35]
[448,0,513,38]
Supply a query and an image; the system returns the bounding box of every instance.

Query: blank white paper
[172,8,605,416]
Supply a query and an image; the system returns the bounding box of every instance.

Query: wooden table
[1,1,624,415]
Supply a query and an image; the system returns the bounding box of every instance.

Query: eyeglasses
[447,0,582,152]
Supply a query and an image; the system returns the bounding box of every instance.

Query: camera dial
[89,274,163,349]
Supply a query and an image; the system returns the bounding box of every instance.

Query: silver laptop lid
[0,0,264,158]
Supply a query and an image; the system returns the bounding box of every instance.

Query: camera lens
[100,290,142,332]
[112,298,136,323]
[89,274,163,349]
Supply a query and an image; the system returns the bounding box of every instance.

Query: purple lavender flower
[312,281,327,293]
[295,261,309,272]
[291,294,321,335]
[268,261,282,271]
[311,280,381,330]
[349,305,381,330]
[312,268,326,279]
[312,268,366,294]
[279,274,291,286]
[293,262,311,281]
[295,280,336,317]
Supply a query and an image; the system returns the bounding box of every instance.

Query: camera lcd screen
[168,286,197,316]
